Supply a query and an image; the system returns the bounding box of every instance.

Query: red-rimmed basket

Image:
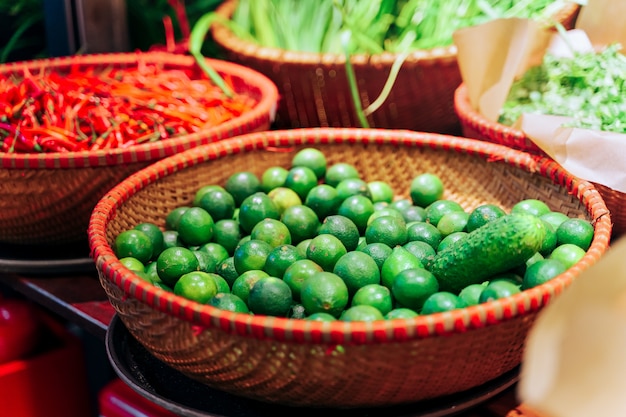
[0,51,278,245]
[454,82,626,238]
[210,0,580,134]
[88,127,611,408]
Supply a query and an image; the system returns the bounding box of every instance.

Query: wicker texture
[0,51,278,244]
[211,1,580,134]
[455,83,626,238]
[89,128,611,408]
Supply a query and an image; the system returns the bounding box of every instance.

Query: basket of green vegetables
[200,0,580,134]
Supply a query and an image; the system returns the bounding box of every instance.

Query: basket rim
[211,0,580,67]
[0,51,279,169]
[88,127,612,345]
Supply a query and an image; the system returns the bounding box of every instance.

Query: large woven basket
[454,83,626,238]
[210,0,580,134]
[88,128,611,409]
[0,51,278,245]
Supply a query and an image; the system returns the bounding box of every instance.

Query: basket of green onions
[198,0,580,133]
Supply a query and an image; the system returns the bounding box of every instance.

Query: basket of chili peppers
[0,51,278,245]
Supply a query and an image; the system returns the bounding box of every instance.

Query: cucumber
[427,213,547,293]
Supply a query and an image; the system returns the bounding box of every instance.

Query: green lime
[177,207,214,246]
[264,244,305,278]
[251,218,292,248]
[367,181,394,204]
[296,238,312,257]
[165,206,189,230]
[466,204,507,232]
[381,245,423,288]
[318,215,360,252]
[335,178,372,201]
[261,166,289,193]
[283,259,324,301]
[231,269,269,304]
[539,211,570,231]
[424,199,464,227]
[436,211,469,236]
[458,283,487,306]
[267,187,303,215]
[367,207,405,226]
[300,271,349,318]
[280,204,321,244]
[478,280,521,303]
[338,195,375,235]
[385,308,419,319]
[351,284,393,316]
[548,243,586,269]
[174,271,218,303]
[210,272,231,293]
[539,220,558,256]
[162,230,183,249]
[144,261,161,283]
[198,242,230,266]
[556,218,594,251]
[284,166,318,200]
[119,256,145,272]
[304,184,342,221]
[406,221,443,250]
[402,240,436,267]
[306,312,336,321]
[216,256,239,287]
[436,231,468,252]
[340,305,384,322]
[365,215,408,247]
[522,258,567,290]
[390,199,413,213]
[410,173,444,208]
[391,268,439,311]
[325,162,360,187]
[192,185,225,207]
[238,192,281,234]
[224,171,261,207]
[399,205,427,224]
[156,246,200,286]
[197,188,236,222]
[114,229,153,264]
[358,242,393,271]
[292,148,327,179]
[192,250,216,273]
[211,219,242,256]
[421,292,466,314]
[306,233,348,272]
[208,293,249,313]
[133,222,164,260]
[248,276,293,317]
[511,199,551,217]
[333,251,381,296]
[233,239,273,274]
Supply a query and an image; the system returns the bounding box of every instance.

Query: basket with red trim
[88,128,611,408]
[0,51,278,245]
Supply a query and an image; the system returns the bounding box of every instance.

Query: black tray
[105,315,519,417]
[0,240,95,275]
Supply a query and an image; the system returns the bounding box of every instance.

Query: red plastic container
[99,378,178,417]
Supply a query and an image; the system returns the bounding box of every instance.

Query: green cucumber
[427,213,546,293]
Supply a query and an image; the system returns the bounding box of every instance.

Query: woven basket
[0,51,278,245]
[210,0,580,134]
[89,128,611,408]
[454,83,626,238]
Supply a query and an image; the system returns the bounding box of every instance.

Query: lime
[211,219,242,255]
[365,215,408,247]
[248,276,293,317]
[267,187,303,215]
[174,271,218,303]
[156,246,200,286]
[119,257,145,272]
[402,240,436,267]
[421,292,466,314]
[251,218,292,248]
[224,171,261,207]
[114,229,153,264]
[283,259,324,301]
[410,173,444,208]
[325,162,360,187]
[208,293,249,313]
[304,184,342,221]
[162,230,183,249]
[238,192,280,234]
[406,221,443,250]
[436,211,469,236]
[306,312,336,321]
[318,215,360,252]
[436,231,468,252]
[539,220,558,256]
[231,269,269,304]
[548,243,586,269]
[540,211,570,231]
[367,207,405,226]
[458,283,487,306]
[479,280,521,303]
[192,185,225,207]
[385,308,419,319]
[390,199,413,213]
[284,166,318,200]
[466,204,507,232]
[296,238,312,257]
[144,261,161,283]
[511,199,551,217]
[340,305,384,322]
[233,239,273,274]
[165,206,189,230]
[336,178,372,200]
[192,250,216,273]
[133,222,164,260]
[351,284,393,316]
[197,188,236,222]
[306,233,348,271]
[338,195,375,235]
[197,242,230,267]
[300,271,349,318]
[281,204,321,244]
[333,251,381,296]
[424,199,464,227]
[381,245,423,288]
[292,148,327,179]
[367,181,394,204]
[556,218,594,251]
[399,205,427,224]
[264,244,305,278]
[391,268,439,311]
[177,207,214,246]
[358,242,393,271]
[216,256,239,287]
[522,258,567,290]
[261,166,289,193]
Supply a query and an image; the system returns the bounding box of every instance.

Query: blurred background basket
[210,0,580,134]
[88,127,611,408]
[454,82,626,238]
[0,51,278,245]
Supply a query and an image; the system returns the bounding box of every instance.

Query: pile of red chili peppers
[0,59,257,153]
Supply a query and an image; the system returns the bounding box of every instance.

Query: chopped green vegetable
[499,44,626,134]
